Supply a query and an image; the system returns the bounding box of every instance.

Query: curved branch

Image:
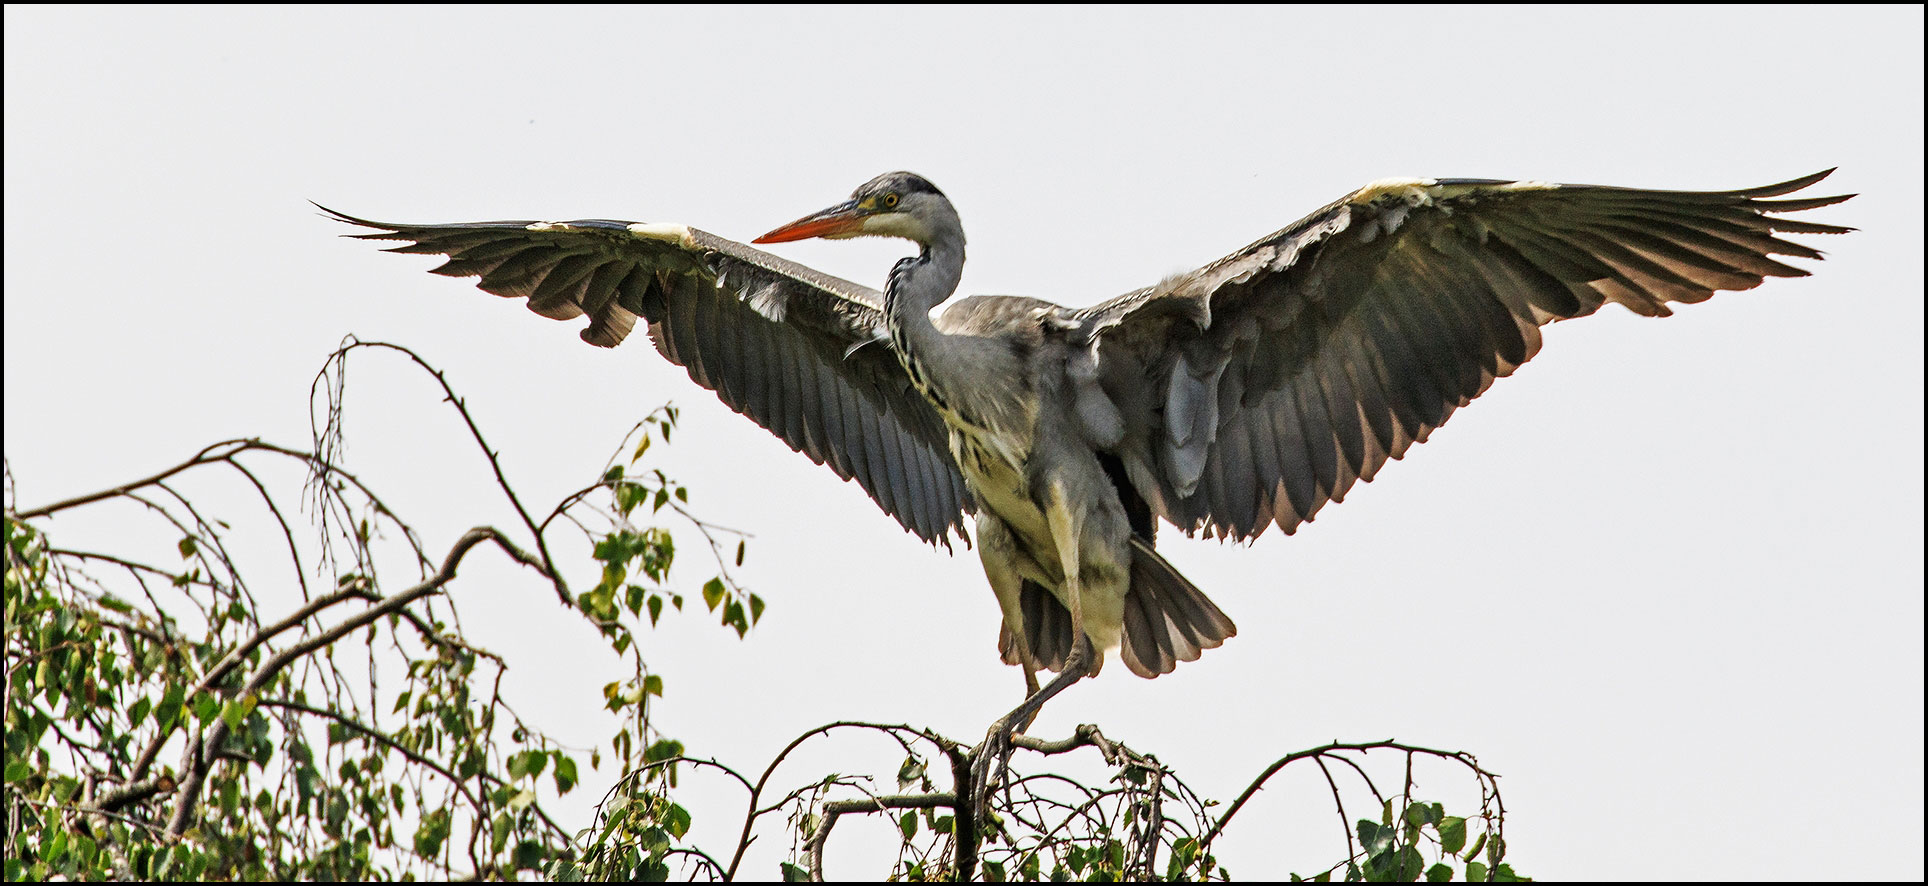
[162,526,547,839]
[128,582,380,785]
[1314,758,1357,869]
[805,792,957,882]
[252,698,519,838]
[318,341,568,605]
[218,454,311,602]
[663,846,727,881]
[13,438,250,520]
[724,720,954,880]
[1200,739,1498,852]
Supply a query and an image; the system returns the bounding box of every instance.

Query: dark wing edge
[1079,170,1854,542]
[317,205,972,547]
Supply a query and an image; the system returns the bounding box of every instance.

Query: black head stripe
[857,171,945,200]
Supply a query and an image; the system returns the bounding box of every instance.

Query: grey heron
[324,168,1851,772]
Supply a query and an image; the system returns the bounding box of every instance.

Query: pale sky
[5,6,1922,879]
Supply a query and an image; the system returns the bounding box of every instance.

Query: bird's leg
[970,637,1092,820]
[982,517,1044,731]
[971,482,1094,818]
[1016,665,1042,732]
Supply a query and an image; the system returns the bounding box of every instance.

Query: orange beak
[753,199,868,243]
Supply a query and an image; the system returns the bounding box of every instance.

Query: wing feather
[1081,171,1852,540]
[321,207,971,546]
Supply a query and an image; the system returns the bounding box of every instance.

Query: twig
[162,526,546,839]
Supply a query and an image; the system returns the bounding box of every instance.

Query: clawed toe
[969,717,1018,816]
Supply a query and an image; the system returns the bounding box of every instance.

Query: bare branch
[316,340,569,605]
[1200,739,1502,854]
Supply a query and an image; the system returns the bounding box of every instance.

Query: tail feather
[1000,579,1092,675]
[1000,540,1236,680]
[1119,538,1236,678]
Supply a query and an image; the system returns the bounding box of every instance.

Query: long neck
[884,235,965,395]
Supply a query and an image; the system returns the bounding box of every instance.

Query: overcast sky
[5,5,1922,879]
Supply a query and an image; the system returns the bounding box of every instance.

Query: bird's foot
[969,715,1020,819]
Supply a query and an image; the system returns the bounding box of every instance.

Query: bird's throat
[884,242,966,407]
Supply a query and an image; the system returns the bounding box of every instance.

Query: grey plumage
[321,212,972,548]
[322,168,1852,715]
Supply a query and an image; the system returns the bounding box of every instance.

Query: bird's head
[754,171,959,247]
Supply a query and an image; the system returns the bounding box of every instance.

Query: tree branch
[162,526,546,839]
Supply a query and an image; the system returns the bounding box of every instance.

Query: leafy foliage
[3,341,749,880]
[4,339,1529,881]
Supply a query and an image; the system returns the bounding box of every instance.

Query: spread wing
[1078,170,1854,541]
[322,208,972,546]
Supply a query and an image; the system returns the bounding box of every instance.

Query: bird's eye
[883,193,900,209]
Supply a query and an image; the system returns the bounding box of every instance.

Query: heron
[324,168,1851,783]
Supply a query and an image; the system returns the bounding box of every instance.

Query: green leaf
[1396,846,1426,881]
[220,693,257,730]
[644,739,684,764]
[1358,819,1391,856]
[1171,837,1198,867]
[1440,816,1467,855]
[177,537,197,559]
[1491,863,1526,882]
[1465,862,1487,882]
[1426,863,1454,883]
[414,808,451,857]
[664,803,691,839]
[647,594,663,626]
[749,593,765,623]
[153,681,183,731]
[1406,803,1431,829]
[897,756,926,787]
[701,578,725,612]
[192,691,219,723]
[553,755,579,794]
[492,812,513,855]
[780,862,810,881]
[643,675,663,697]
[899,810,918,840]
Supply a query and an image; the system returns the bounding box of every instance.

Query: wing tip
[312,201,385,230]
